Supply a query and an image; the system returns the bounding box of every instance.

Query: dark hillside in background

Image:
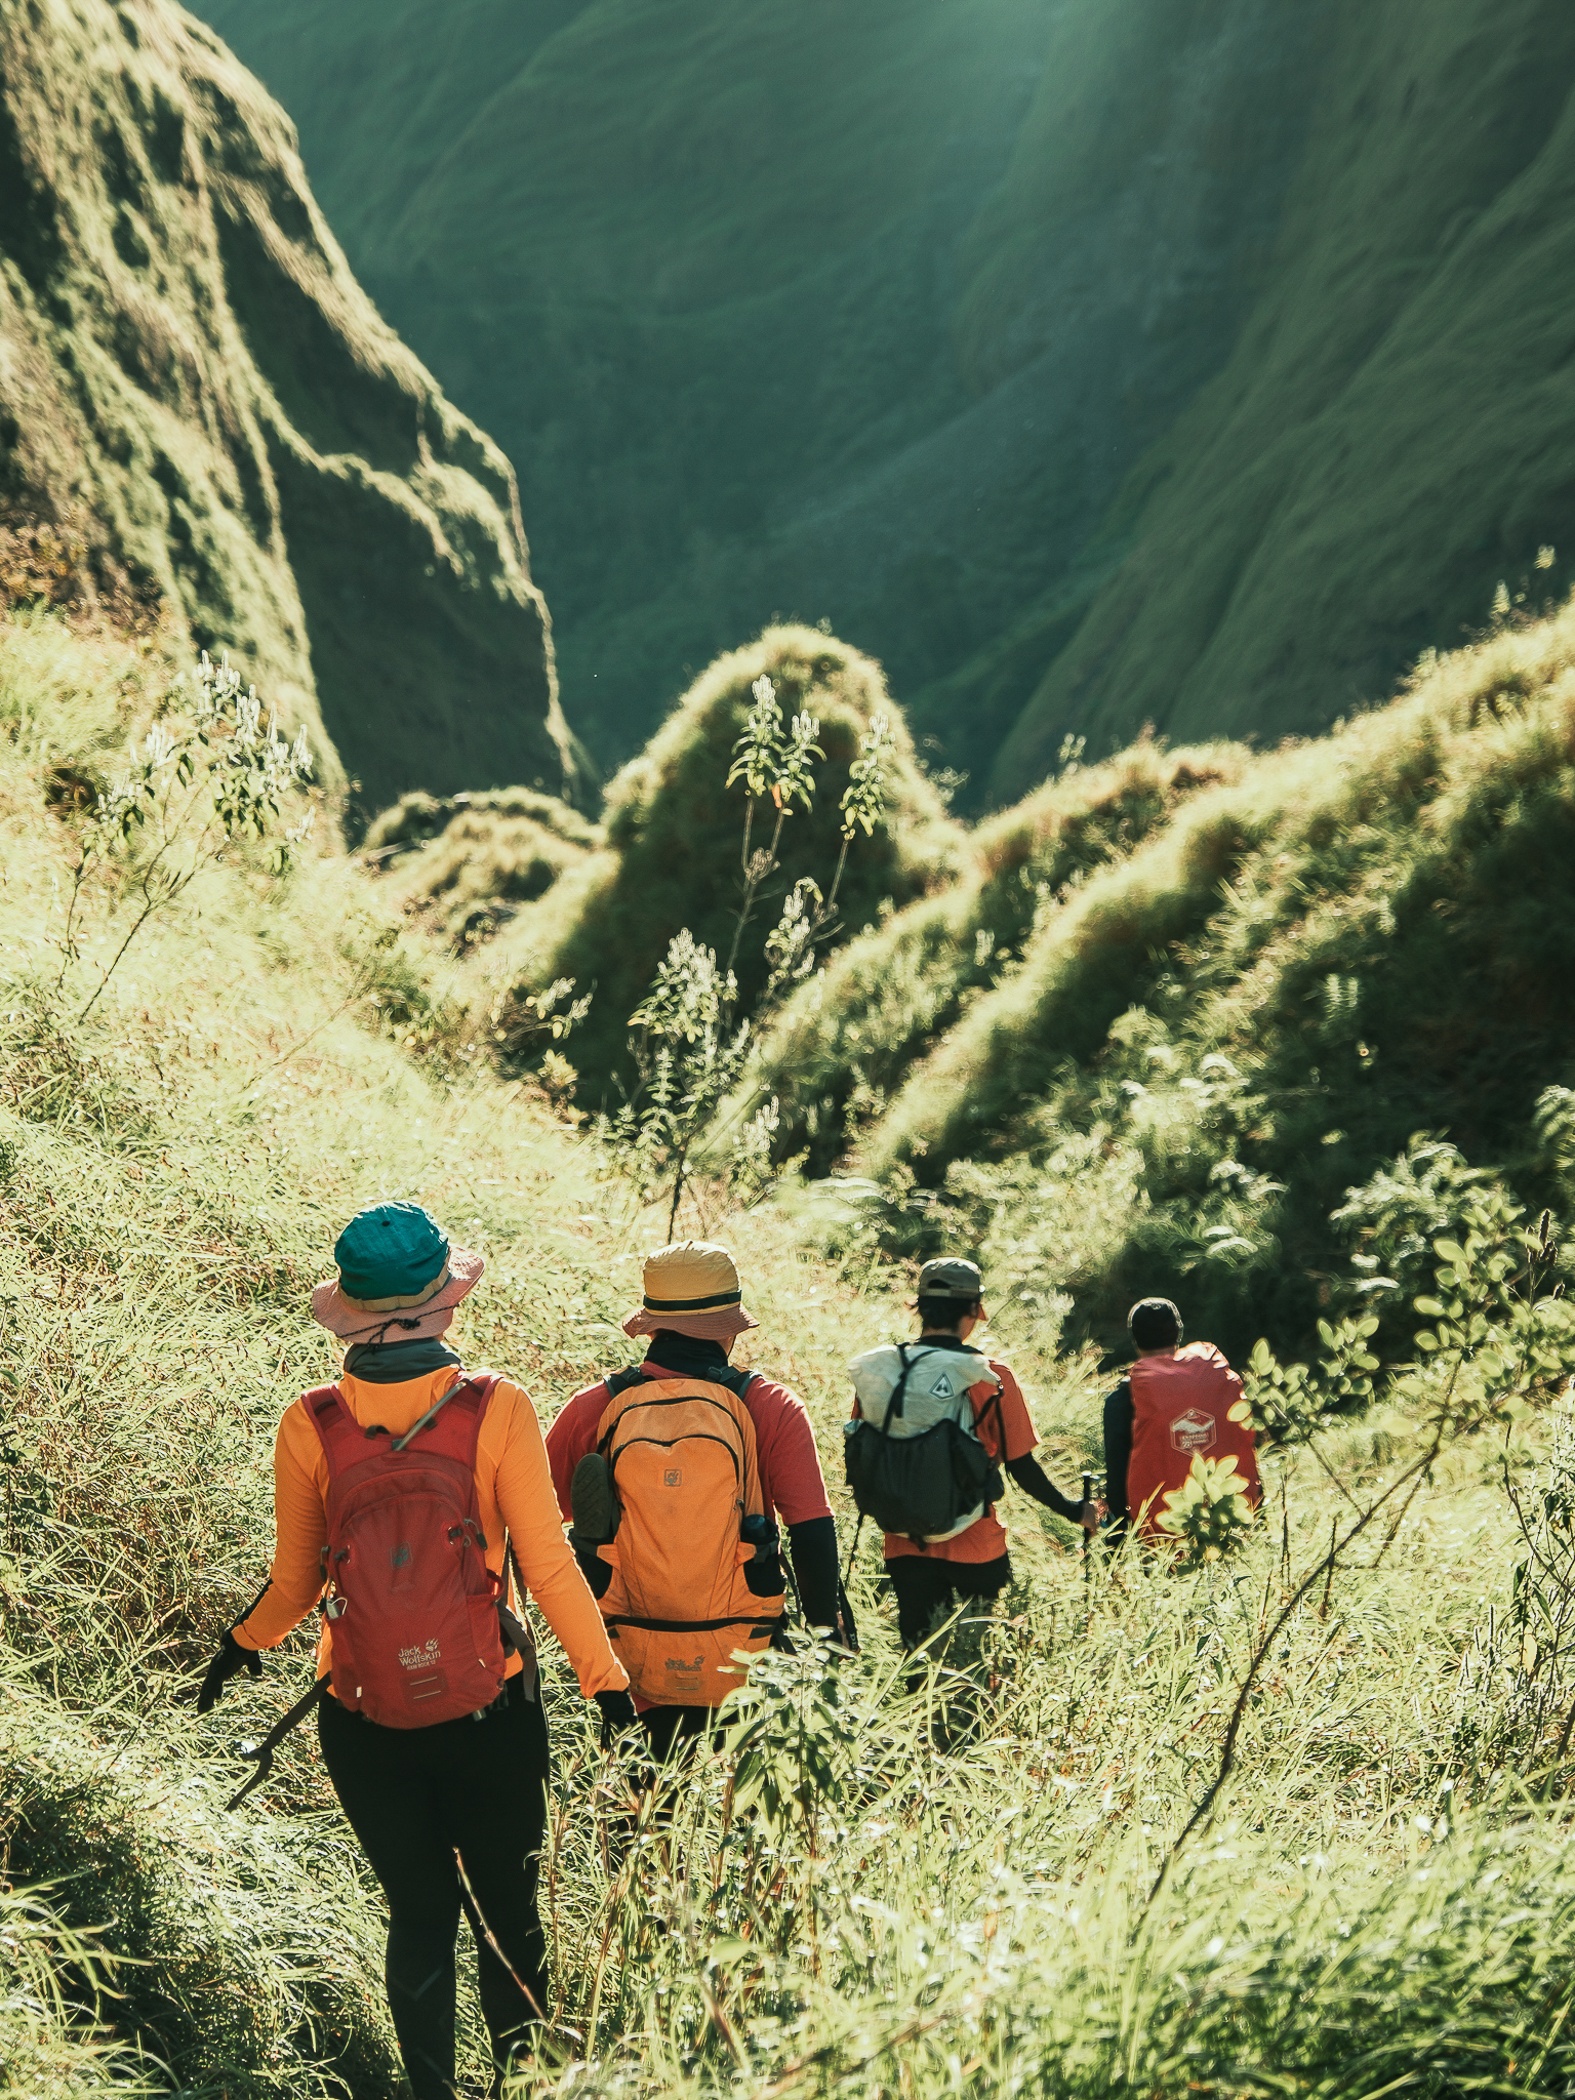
[0,0,575,818]
[189,0,1321,788]
[1006,0,1575,784]
[192,0,1575,802]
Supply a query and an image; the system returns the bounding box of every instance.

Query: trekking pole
[1082,1470,1095,1611]
[226,1675,327,1810]
[841,1512,865,1594]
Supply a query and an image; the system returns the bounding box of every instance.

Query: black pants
[639,1703,714,1761]
[886,1552,1012,1651]
[319,1677,549,2100]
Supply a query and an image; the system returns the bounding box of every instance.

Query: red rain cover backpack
[305,1371,515,1726]
[1126,1344,1261,1539]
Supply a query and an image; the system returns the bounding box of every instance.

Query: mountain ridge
[0,0,577,818]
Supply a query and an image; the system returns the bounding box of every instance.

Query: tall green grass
[7,604,1575,2097]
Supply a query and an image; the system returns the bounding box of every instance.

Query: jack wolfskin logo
[665,1655,704,1673]
[663,1467,682,1488]
[399,1637,442,1670]
[1170,1408,1217,1454]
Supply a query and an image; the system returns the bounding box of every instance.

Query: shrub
[490,626,959,1099]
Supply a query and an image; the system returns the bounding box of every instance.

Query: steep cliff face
[0,0,575,817]
[192,0,1575,799]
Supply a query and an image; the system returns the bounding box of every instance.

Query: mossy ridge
[485,624,960,1100]
[853,601,1575,1358]
[399,808,597,952]
[751,735,1249,1170]
[0,0,573,822]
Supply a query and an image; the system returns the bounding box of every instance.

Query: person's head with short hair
[916,1256,984,1337]
[1128,1296,1183,1355]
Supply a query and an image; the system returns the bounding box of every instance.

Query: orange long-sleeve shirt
[233,1366,628,1700]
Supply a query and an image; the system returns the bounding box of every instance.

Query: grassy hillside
[0,0,575,820]
[744,599,1575,1366]
[364,784,601,950]
[8,601,1575,2097]
[752,736,1251,1169]
[190,0,1575,802]
[466,625,961,1099]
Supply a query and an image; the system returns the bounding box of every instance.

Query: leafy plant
[605,690,895,1227]
[724,675,824,976]
[1153,1453,1256,1567]
[602,930,750,1231]
[57,651,313,1023]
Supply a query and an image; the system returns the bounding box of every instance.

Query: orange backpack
[592,1376,785,1707]
[1126,1344,1261,1539]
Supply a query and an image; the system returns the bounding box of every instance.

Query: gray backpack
[843,1344,1003,1544]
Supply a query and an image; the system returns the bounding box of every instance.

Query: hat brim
[313,1246,485,1341]
[622,1302,758,1345]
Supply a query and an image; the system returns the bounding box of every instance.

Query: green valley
[5,4,1575,2095]
[194,0,1575,800]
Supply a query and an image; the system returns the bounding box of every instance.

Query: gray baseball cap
[917,1256,984,1300]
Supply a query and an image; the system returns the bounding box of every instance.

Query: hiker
[545,1240,848,1762]
[845,1257,1100,1660]
[189,1202,635,2100]
[1102,1296,1262,1538]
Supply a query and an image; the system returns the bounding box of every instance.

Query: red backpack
[1126,1344,1261,1539]
[305,1370,524,1727]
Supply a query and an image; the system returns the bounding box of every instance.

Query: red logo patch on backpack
[1169,1408,1217,1455]
[305,1372,509,1727]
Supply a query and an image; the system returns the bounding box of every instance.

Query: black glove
[595,1687,638,1748]
[186,1630,262,1713]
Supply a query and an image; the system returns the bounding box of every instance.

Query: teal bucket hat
[311,1201,484,1341]
[335,1201,449,1307]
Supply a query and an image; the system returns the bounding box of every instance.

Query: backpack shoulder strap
[974,1378,1007,1455]
[605,1365,649,1399]
[884,1344,913,1423]
[302,1383,360,1479]
[390,1367,497,1453]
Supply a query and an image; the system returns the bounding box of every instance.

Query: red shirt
[879,1354,1039,1565]
[546,1360,833,1529]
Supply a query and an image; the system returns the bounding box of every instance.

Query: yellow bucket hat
[621,1239,759,1344]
